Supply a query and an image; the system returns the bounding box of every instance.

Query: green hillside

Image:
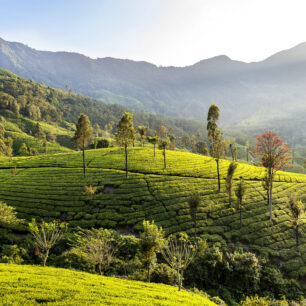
[0,148,305,282]
[0,264,216,305]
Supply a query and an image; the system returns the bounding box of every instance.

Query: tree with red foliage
[253,131,292,220]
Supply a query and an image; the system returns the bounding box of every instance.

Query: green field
[0,263,216,305]
[0,147,305,281]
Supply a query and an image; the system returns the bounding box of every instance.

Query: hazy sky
[1,0,306,66]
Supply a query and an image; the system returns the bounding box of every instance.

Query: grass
[0,147,305,281]
[0,263,216,305]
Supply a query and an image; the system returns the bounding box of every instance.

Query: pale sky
[1,0,306,66]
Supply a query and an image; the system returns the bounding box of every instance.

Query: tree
[253,131,292,220]
[169,135,176,150]
[115,112,136,178]
[188,194,201,237]
[287,195,304,247]
[42,136,48,154]
[160,234,196,291]
[74,228,116,275]
[0,202,21,225]
[74,114,93,177]
[159,139,170,169]
[262,170,270,206]
[226,162,238,207]
[18,143,28,156]
[207,104,225,191]
[235,178,247,227]
[147,136,159,157]
[195,141,208,155]
[233,147,238,161]
[138,126,148,147]
[156,125,168,138]
[29,219,67,267]
[182,133,190,149]
[245,141,250,162]
[33,123,44,139]
[139,220,164,282]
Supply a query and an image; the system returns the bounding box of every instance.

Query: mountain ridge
[0,37,306,136]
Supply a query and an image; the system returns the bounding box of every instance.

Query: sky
[1,0,306,66]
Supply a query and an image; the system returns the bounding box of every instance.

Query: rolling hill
[0,67,206,156]
[0,148,305,284]
[0,264,216,305]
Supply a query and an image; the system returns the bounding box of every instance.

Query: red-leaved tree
[253,131,292,220]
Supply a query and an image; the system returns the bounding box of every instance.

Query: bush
[151,263,177,285]
[60,248,95,273]
[0,244,27,264]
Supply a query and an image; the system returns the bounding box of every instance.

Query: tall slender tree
[207,104,225,191]
[226,162,238,207]
[138,126,148,147]
[147,136,159,157]
[74,114,93,177]
[159,139,170,169]
[115,112,136,178]
[287,195,304,247]
[188,193,201,237]
[235,178,247,227]
[253,131,292,220]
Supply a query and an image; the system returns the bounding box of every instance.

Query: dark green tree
[115,112,136,178]
[139,220,164,282]
[287,195,304,247]
[226,162,238,207]
[235,178,247,227]
[188,193,202,237]
[74,114,93,177]
[207,104,225,191]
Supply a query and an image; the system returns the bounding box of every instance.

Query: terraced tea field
[0,148,305,281]
[0,264,216,305]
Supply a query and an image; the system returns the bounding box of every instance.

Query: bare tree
[160,234,196,291]
[75,228,116,275]
[29,219,67,267]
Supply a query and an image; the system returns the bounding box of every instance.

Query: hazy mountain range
[0,37,306,141]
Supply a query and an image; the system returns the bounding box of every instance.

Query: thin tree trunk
[163,148,166,169]
[177,270,182,291]
[296,226,299,247]
[43,249,49,267]
[153,144,156,157]
[269,170,273,220]
[82,148,86,177]
[230,144,233,160]
[216,159,220,191]
[240,205,242,227]
[229,188,232,207]
[148,266,151,282]
[246,149,249,162]
[125,144,128,178]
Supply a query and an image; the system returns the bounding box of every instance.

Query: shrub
[151,263,177,285]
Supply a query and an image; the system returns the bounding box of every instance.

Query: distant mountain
[0,37,306,139]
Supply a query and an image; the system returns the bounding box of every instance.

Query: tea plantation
[0,263,216,305]
[0,148,305,282]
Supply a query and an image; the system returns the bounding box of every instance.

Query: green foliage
[115,112,136,148]
[139,220,164,282]
[28,218,68,266]
[73,228,117,275]
[0,202,21,225]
